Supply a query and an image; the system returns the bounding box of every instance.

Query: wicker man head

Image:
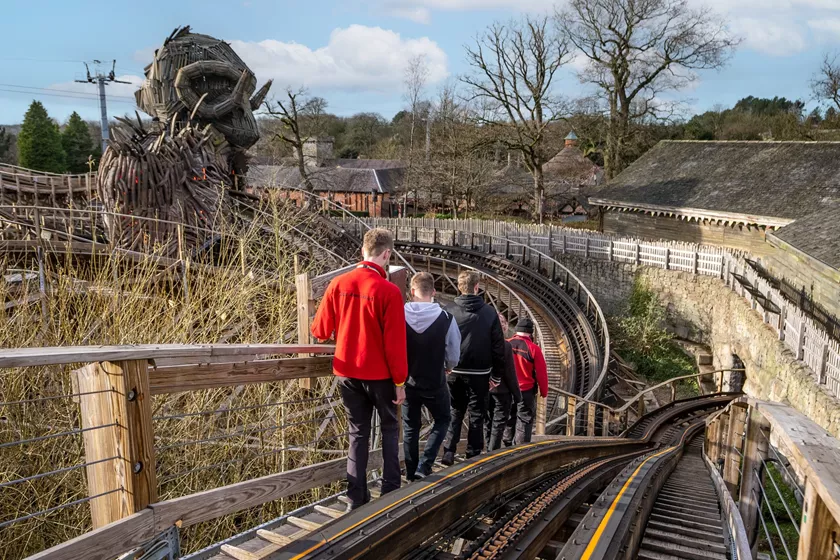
[135,26,272,156]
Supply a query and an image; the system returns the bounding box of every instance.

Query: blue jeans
[403,384,452,478]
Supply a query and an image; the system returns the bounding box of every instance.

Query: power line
[0,83,137,101]
[0,88,138,106]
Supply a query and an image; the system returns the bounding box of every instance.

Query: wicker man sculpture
[96,26,272,253]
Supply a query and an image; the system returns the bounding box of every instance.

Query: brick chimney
[565,130,579,148]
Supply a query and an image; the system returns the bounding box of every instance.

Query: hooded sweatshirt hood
[404,301,444,333]
[454,294,485,313]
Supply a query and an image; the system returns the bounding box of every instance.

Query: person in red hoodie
[504,318,548,445]
[310,228,407,511]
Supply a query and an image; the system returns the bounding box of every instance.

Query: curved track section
[398,242,601,411]
[263,393,737,560]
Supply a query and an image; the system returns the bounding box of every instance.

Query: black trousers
[485,392,512,451]
[403,385,452,478]
[443,373,490,458]
[338,377,401,507]
[504,387,537,445]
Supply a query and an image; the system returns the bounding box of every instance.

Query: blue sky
[3,0,840,126]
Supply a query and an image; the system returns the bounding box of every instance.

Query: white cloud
[230,25,448,91]
[730,18,807,56]
[385,0,552,21]
[46,74,143,102]
[808,18,840,37]
[385,5,432,23]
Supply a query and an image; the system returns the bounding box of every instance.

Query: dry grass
[0,198,351,558]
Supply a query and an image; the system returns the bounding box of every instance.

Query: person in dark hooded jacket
[441,270,506,464]
[485,313,522,450]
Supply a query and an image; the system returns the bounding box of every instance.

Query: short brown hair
[457,270,480,295]
[362,228,394,258]
[410,272,435,296]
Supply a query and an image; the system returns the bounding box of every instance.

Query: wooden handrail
[705,397,840,559]
[548,368,744,421]
[0,343,334,367]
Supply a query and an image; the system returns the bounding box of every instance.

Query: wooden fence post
[797,316,807,361]
[587,402,596,436]
[723,404,747,494]
[74,360,157,529]
[566,397,577,436]
[536,397,546,436]
[798,479,840,560]
[296,271,316,390]
[739,408,771,548]
[779,305,787,341]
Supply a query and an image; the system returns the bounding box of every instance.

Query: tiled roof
[591,141,840,224]
[248,165,404,193]
[769,201,840,270]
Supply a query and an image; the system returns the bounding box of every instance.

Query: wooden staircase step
[256,528,308,546]
[221,543,283,560]
[314,504,346,519]
[287,516,323,531]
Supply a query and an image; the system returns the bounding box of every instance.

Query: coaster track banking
[399,242,602,414]
[267,393,738,560]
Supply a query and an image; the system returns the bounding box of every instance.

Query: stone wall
[556,253,840,438]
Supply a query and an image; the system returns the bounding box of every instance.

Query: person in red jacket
[504,318,548,445]
[310,228,407,511]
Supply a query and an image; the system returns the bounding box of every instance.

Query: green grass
[611,279,699,396]
[758,463,802,556]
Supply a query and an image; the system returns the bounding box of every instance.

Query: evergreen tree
[0,127,13,163]
[61,112,97,173]
[17,101,65,172]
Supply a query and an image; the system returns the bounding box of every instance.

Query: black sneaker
[441,451,455,466]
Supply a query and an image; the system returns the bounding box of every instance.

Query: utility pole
[76,60,131,154]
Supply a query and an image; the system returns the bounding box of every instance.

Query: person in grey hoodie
[403,272,461,480]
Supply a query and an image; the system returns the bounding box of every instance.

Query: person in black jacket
[441,270,506,464]
[485,313,522,450]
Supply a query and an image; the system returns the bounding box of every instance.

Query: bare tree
[462,15,572,224]
[425,84,496,218]
[812,52,840,112]
[402,55,430,216]
[264,88,328,192]
[557,0,738,178]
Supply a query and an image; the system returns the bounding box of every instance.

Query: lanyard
[357,263,386,278]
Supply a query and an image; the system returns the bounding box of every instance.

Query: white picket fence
[358,217,840,401]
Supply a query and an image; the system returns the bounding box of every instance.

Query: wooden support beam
[536,396,546,436]
[587,402,596,436]
[798,479,840,560]
[296,271,316,390]
[724,404,747,495]
[566,397,576,437]
[601,411,610,437]
[74,360,157,529]
[738,408,771,548]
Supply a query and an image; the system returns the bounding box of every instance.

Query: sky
[3,0,840,126]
